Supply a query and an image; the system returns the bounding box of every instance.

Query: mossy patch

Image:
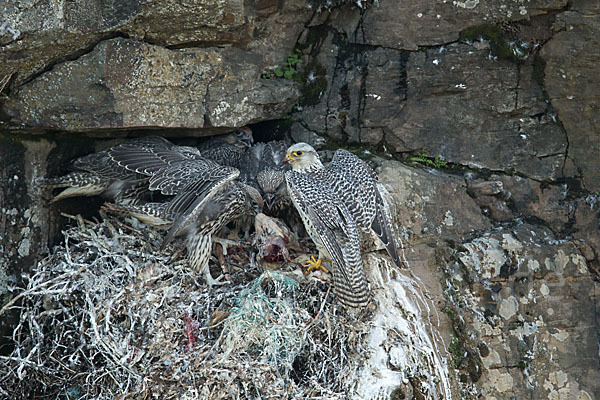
[532,55,546,87]
[460,24,528,62]
[408,148,459,170]
[297,61,328,107]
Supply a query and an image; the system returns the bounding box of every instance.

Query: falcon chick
[107,139,263,285]
[198,126,254,168]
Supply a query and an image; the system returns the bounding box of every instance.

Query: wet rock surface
[1,0,599,398]
[540,6,600,192]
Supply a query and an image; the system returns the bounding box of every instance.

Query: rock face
[359,0,568,50]
[0,0,310,133]
[445,226,599,399]
[1,0,599,399]
[2,38,298,132]
[377,161,600,398]
[378,160,491,239]
[540,6,600,192]
[0,0,307,88]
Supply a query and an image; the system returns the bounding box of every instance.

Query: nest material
[0,214,371,399]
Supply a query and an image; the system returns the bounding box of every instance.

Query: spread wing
[159,165,239,249]
[71,150,141,180]
[107,137,194,177]
[106,138,241,247]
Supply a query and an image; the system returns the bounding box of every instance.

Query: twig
[60,212,95,227]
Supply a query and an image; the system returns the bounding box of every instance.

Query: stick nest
[0,215,371,399]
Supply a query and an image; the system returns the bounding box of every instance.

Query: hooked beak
[285,153,294,163]
[264,193,275,210]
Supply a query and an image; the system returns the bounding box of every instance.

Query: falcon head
[256,168,287,211]
[241,183,264,215]
[220,126,254,148]
[285,142,323,172]
[234,126,254,147]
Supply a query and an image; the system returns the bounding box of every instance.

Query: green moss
[448,336,465,368]
[262,49,303,80]
[532,55,546,87]
[442,306,457,321]
[297,61,328,107]
[409,148,455,169]
[460,24,525,62]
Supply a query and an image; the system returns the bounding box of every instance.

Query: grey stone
[0,0,315,87]
[387,43,566,182]
[377,159,491,240]
[0,136,54,344]
[2,38,299,132]
[447,225,600,399]
[540,10,600,192]
[359,0,567,50]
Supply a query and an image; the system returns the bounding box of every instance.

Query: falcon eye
[294,151,303,156]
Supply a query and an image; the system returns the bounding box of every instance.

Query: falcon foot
[305,256,330,274]
[215,240,233,282]
[213,237,243,256]
[203,270,229,287]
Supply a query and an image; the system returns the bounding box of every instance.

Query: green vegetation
[448,336,465,368]
[263,49,303,80]
[409,148,451,169]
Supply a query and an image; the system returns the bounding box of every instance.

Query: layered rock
[0,0,310,88]
[2,38,298,132]
[540,5,600,192]
[359,0,567,50]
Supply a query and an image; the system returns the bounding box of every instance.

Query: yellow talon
[305,256,330,274]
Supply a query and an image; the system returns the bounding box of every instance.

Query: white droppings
[453,0,480,9]
[356,256,452,400]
